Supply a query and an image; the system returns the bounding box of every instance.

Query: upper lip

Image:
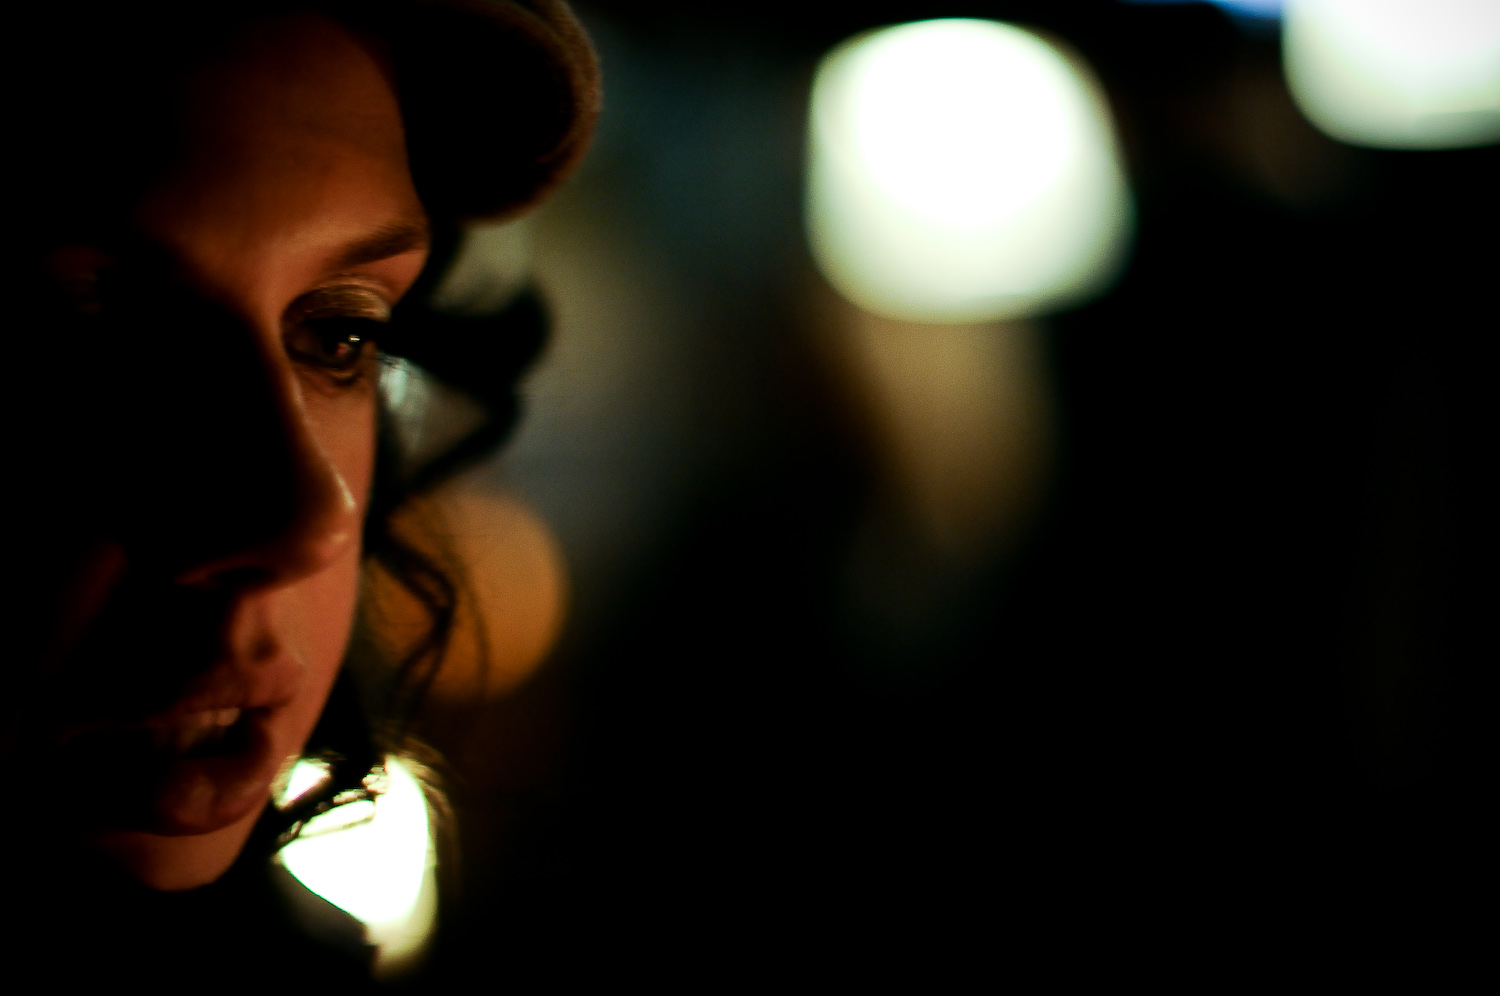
[52,652,303,744]
[157,656,303,718]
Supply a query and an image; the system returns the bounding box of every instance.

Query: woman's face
[12,14,429,890]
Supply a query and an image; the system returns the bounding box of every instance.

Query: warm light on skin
[39,14,429,891]
[807,19,1133,323]
[1283,0,1500,149]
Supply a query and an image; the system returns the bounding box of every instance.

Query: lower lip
[63,708,286,836]
[148,708,284,835]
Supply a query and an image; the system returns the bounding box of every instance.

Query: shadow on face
[5,10,430,891]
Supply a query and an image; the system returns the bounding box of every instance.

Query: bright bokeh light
[275,757,331,809]
[278,755,436,970]
[807,19,1133,323]
[1284,0,1500,149]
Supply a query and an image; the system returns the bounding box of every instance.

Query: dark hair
[269,240,550,855]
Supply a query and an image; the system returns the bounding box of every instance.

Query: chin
[94,806,267,891]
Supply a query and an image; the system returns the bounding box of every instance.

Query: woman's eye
[286,317,379,377]
[283,286,392,382]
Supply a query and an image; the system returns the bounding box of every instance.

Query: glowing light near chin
[806,19,1133,323]
[278,755,437,974]
[1283,0,1500,149]
[275,757,331,808]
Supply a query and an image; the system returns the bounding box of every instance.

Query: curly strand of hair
[267,262,549,857]
[371,533,457,728]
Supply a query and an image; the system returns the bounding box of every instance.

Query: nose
[112,295,363,592]
[172,393,361,592]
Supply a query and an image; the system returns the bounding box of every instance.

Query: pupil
[322,329,358,361]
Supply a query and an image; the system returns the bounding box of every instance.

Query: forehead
[120,13,427,298]
[17,11,419,252]
[176,13,410,166]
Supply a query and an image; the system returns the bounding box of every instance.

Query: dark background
[412,1,1493,970]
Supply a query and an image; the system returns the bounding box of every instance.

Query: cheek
[276,391,377,749]
[307,380,379,511]
[273,552,361,759]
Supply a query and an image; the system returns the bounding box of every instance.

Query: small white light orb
[807,19,1134,323]
[275,757,331,810]
[1284,0,1500,149]
[279,755,434,935]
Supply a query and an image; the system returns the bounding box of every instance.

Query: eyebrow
[329,217,431,271]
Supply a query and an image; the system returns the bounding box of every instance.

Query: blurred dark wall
[414,2,1493,973]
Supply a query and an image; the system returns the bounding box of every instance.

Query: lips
[57,700,294,835]
[138,705,286,835]
[43,601,311,836]
[152,707,244,757]
[29,533,348,842]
